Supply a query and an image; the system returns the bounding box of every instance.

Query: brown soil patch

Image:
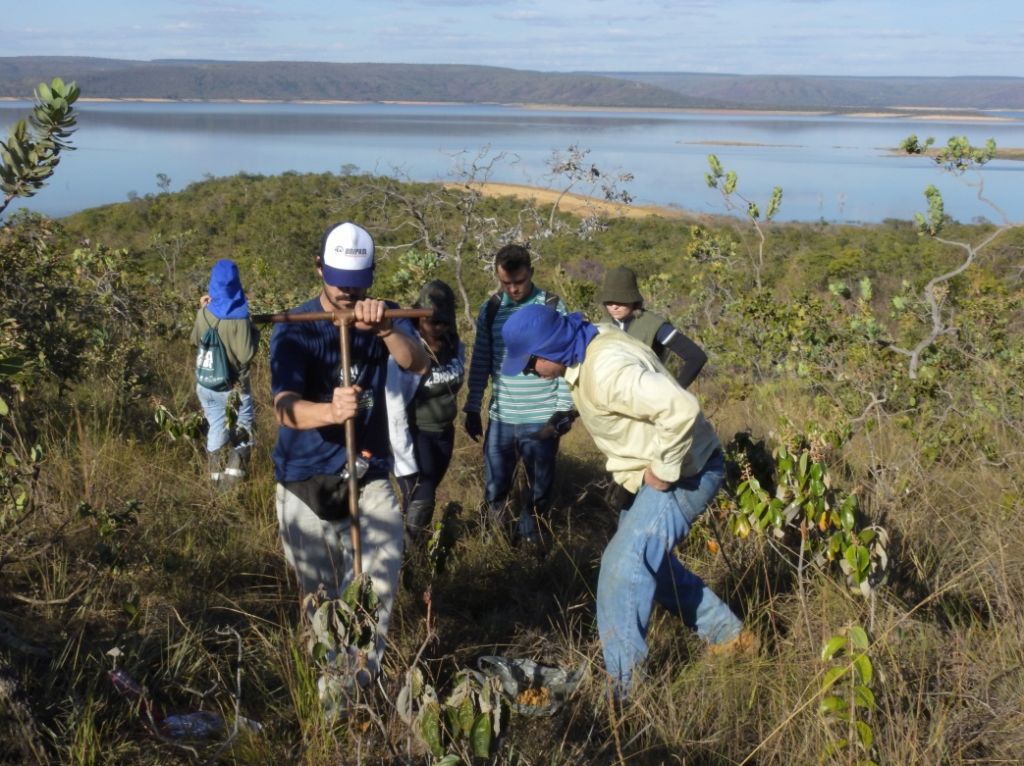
[444,181,696,220]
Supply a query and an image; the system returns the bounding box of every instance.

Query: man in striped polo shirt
[463,244,575,546]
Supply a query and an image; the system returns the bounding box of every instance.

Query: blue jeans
[483,419,558,538]
[596,450,741,694]
[196,383,255,453]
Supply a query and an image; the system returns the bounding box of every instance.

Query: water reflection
[1,100,1021,222]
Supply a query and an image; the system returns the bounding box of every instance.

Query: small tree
[545,143,633,234]
[704,154,782,290]
[891,135,1018,379]
[0,78,80,219]
[370,147,547,322]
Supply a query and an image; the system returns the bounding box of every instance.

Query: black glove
[464,412,483,442]
[536,410,577,440]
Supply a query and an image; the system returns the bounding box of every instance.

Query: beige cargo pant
[276,477,404,678]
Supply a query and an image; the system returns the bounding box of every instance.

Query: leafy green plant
[0,413,43,540]
[374,248,442,305]
[77,499,141,568]
[551,262,600,314]
[304,575,380,719]
[1,78,80,217]
[152,401,204,443]
[425,501,461,577]
[729,439,888,597]
[819,624,878,766]
[306,575,379,661]
[398,666,504,763]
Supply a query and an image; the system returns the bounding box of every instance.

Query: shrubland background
[1,157,1022,765]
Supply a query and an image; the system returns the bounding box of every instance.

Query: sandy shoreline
[443,181,698,220]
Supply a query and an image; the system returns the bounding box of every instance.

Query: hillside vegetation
[606,71,1024,111]
[1,163,1023,764]
[0,58,715,109]
[3,57,1024,111]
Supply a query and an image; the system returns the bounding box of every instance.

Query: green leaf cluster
[1,78,80,215]
[819,625,878,765]
[306,574,380,659]
[728,438,889,596]
[398,666,504,762]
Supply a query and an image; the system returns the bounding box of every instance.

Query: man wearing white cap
[270,222,429,689]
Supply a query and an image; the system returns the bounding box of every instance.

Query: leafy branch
[890,135,1019,379]
[704,154,782,290]
[546,143,634,235]
[0,78,80,218]
[819,625,878,766]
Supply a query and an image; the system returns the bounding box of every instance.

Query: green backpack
[195,317,231,391]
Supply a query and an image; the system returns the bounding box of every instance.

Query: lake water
[2,100,1022,223]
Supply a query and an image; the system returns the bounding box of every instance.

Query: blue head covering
[501,304,598,376]
[206,259,249,319]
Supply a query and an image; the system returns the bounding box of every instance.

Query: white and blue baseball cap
[320,222,375,288]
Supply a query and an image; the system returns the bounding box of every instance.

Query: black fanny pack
[284,474,355,522]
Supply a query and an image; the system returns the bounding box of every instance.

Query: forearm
[463,347,491,413]
[274,392,339,430]
[381,327,430,374]
[663,329,708,389]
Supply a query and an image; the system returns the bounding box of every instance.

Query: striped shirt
[464,287,574,424]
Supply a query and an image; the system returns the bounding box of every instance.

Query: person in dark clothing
[598,266,707,389]
[386,280,465,544]
[270,221,430,695]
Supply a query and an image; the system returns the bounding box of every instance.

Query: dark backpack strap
[544,292,560,309]
[483,292,502,335]
[203,308,222,332]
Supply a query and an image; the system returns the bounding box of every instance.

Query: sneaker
[707,630,760,658]
[207,448,226,484]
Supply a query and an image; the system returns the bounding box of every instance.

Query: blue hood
[207,259,249,319]
[500,304,597,376]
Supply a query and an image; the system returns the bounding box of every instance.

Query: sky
[4,0,1023,77]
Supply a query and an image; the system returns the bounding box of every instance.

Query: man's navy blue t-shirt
[270,296,414,483]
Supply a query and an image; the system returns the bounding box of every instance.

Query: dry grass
[3,338,1023,765]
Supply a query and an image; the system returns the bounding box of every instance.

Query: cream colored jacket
[565,327,719,493]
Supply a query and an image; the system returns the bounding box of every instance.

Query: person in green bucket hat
[599,266,707,389]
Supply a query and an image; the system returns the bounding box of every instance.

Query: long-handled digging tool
[255,307,431,576]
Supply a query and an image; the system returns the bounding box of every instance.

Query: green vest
[625,310,668,360]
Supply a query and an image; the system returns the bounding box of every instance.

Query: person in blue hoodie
[191,259,259,485]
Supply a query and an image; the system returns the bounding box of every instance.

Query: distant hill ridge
[604,71,1024,111]
[0,57,719,109]
[1,57,1022,110]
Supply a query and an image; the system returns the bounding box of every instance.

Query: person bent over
[386,279,465,544]
[501,304,752,696]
